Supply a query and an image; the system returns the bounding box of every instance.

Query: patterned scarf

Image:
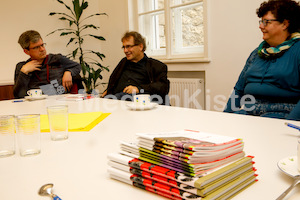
[258,32,300,59]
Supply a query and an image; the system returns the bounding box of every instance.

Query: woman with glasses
[224,0,300,120]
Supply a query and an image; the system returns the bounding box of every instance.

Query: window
[130,0,207,61]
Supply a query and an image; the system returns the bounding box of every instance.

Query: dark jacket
[13,54,81,98]
[106,56,170,103]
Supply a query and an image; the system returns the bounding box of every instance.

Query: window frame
[128,0,209,63]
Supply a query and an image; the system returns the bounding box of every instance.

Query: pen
[12,100,24,103]
[285,122,300,131]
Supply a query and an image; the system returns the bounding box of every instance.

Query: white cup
[15,114,41,156]
[47,105,68,141]
[133,94,151,106]
[27,89,43,97]
[0,115,15,157]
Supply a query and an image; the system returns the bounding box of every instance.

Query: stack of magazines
[107,130,257,200]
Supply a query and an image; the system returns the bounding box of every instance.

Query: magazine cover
[130,174,203,199]
[127,156,255,188]
[136,130,242,151]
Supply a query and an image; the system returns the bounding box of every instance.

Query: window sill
[160,57,210,64]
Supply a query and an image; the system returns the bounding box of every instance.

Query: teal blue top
[224,40,300,120]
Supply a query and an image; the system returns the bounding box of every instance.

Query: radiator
[168,78,205,109]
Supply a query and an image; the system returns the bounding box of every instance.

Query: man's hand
[123,85,139,94]
[62,71,73,91]
[20,60,42,75]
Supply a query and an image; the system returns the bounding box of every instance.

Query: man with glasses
[13,30,82,98]
[102,31,170,105]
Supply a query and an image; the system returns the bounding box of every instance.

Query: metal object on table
[38,183,62,200]
[276,175,300,200]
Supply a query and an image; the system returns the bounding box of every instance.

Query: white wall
[0,0,264,111]
[96,0,129,91]
[0,0,127,90]
[205,0,263,111]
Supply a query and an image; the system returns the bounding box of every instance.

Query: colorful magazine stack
[107,130,257,200]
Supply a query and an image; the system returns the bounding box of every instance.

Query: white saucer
[277,156,299,177]
[126,102,158,110]
[25,95,48,101]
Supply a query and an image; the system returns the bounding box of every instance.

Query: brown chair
[70,74,84,94]
[0,85,14,100]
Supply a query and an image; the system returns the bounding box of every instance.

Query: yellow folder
[40,112,110,132]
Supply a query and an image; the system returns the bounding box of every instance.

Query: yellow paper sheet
[40,112,110,132]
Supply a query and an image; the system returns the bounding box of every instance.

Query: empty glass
[0,115,15,157]
[15,114,41,156]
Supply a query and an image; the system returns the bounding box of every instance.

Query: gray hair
[18,30,42,49]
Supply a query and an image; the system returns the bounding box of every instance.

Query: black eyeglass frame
[121,44,139,50]
[259,19,279,27]
[27,43,47,50]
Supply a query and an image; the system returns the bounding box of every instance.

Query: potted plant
[48,0,109,94]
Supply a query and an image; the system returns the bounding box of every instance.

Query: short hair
[18,30,42,49]
[121,31,147,51]
[256,0,300,33]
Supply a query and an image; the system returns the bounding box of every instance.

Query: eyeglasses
[121,44,138,50]
[259,19,279,27]
[28,43,46,50]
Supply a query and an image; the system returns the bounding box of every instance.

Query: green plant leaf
[66,38,75,46]
[72,48,78,59]
[92,63,109,72]
[80,24,99,31]
[57,0,75,15]
[58,17,75,24]
[81,13,107,22]
[81,61,91,79]
[60,32,74,36]
[46,28,73,36]
[89,51,105,61]
[73,0,88,21]
[89,34,106,41]
[82,1,88,10]
[79,55,84,63]
[93,62,104,68]
[94,68,102,80]
[73,0,80,21]
[49,12,75,21]
[81,63,87,76]
[84,61,91,72]
[102,66,110,72]
[85,61,90,67]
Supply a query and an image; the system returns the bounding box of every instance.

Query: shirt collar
[137,53,147,65]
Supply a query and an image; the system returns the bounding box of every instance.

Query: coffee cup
[133,94,151,106]
[27,89,43,97]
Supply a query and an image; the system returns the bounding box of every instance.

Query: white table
[1,97,300,200]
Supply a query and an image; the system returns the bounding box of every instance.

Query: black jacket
[106,56,170,104]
